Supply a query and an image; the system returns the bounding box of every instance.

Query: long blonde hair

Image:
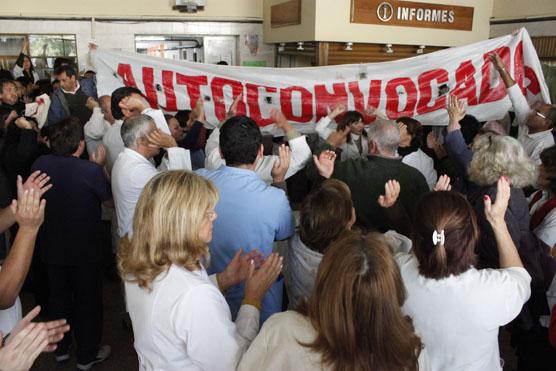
[118,171,219,290]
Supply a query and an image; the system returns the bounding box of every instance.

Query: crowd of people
[0,41,555,371]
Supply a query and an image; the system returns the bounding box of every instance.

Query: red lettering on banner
[211,77,246,121]
[314,83,348,119]
[451,60,477,106]
[142,67,158,108]
[117,63,137,88]
[162,70,177,111]
[479,47,510,104]
[246,83,277,126]
[348,80,382,123]
[175,74,208,110]
[524,66,541,95]
[385,78,418,119]
[417,69,449,115]
[514,42,525,95]
[280,86,313,123]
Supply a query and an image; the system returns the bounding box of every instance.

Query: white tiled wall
[0,19,275,68]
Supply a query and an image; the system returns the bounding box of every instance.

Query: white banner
[93,28,550,129]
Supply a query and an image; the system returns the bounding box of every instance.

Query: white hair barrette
[432,230,445,246]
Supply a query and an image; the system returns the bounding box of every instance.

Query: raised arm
[315,105,345,140]
[484,176,524,269]
[489,52,530,126]
[0,187,45,309]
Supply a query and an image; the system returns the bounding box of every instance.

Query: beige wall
[492,0,556,20]
[263,0,316,43]
[315,0,493,47]
[0,0,262,20]
[264,0,494,47]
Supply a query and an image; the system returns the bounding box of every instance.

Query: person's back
[32,153,108,263]
[398,253,529,370]
[334,155,428,231]
[397,187,531,371]
[197,116,294,322]
[30,117,112,369]
[240,232,427,371]
[198,165,293,322]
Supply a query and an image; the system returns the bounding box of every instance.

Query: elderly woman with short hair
[466,133,547,283]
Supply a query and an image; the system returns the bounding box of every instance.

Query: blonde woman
[118,171,282,371]
[466,133,546,284]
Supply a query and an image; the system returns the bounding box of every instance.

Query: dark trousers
[47,263,103,364]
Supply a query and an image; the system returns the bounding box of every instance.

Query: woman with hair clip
[315,105,369,161]
[118,171,283,370]
[239,231,428,371]
[395,177,531,371]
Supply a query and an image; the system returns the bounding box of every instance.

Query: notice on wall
[92,29,548,130]
[351,0,474,31]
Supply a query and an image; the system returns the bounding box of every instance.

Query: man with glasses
[490,53,556,164]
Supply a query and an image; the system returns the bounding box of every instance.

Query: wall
[492,0,556,20]
[263,0,316,43]
[0,19,274,69]
[0,0,263,21]
[264,0,494,47]
[490,0,556,39]
[314,0,494,47]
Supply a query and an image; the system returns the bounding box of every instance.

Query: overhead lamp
[278,42,285,52]
[385,43,394,53]
[296,42,304,51]
[416,45,426,54]
[344,42,353,51]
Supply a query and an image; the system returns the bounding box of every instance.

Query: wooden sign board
[351,0,474,31]
[271,0,302,28]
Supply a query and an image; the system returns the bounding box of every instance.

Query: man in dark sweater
[31,117,112,370]
[308,119,429,233]
[47,65,97,126]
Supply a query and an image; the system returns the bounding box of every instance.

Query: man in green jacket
[308,120,429,233]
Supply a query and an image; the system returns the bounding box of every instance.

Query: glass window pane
[0,35,25,56]
[29,35,77,57]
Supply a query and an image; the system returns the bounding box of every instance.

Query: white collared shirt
[112,147,191,238]
[61,81,81,95]
[507,84,554,164]
[126,264,259,371]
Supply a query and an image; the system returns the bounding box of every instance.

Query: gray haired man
[308,119,429,233]
[111,114,191,238]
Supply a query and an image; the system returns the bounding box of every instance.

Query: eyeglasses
[535,109,548,120]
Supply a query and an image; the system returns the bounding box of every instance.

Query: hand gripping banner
[92,28,550,131]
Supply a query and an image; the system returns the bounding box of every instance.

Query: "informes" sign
[351,0,474,31]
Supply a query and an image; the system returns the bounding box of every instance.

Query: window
[0,34,77,79]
